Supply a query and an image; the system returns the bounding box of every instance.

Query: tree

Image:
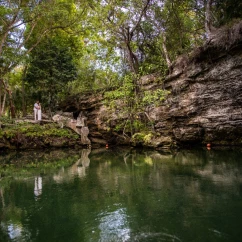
[0,0,89,117]
[25,35,78,114]
[91,0,152,74]
[0,0,44,117]
[1,0,241,121]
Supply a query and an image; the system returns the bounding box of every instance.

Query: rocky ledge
[0,122,89,150]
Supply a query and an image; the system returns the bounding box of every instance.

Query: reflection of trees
[0,148,91,242]
[0,185,31,242]
[174,149,242,185]
[0,148,242,241]
[93,148,242,241]
[0,188,5,208]
[0,149,81,186]
[0,149,80,172]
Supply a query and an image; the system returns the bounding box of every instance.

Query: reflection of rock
[70,149,91,177]
[80,149,91,167]
[172,150,242,186]
[53,149,91,183]
[174,150,204,165]
[34,176,42,197]
[196,160,242,184]
[80,126,90,144]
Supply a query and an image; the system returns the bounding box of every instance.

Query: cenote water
[0,148,242,242]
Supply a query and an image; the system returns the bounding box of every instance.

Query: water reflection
[34,176,43,198]
[53,149,91,182]
[5,224,22,240]
[0,148,242,242]
[98,207,131,242]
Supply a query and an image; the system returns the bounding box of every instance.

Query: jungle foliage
[0,0,241,122]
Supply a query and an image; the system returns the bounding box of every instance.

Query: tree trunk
[205,0,213,40]
[9,95,16,119]
[22,80,26,117]
[161,33,172,71]
[1,79,16,118]
[1,93,6,115]
[22,66,28,117]
[126,42,139,74]
[48,91,53,118]
[0,189,5,208]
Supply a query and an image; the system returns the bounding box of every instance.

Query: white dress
[37,106,42,120]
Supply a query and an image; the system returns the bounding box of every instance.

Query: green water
[0,148,242,242]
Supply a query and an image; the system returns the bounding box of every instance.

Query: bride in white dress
[37,103,42,121]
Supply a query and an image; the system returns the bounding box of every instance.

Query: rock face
[52,112,91,145]
[155,21,242,147]
[60,21,242,149]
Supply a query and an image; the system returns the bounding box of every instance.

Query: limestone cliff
[60,21,242,149]
[156,20,242,147]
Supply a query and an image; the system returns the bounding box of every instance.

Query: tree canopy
[0,0,241,118]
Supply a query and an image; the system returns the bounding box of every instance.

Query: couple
[34,101,42,121]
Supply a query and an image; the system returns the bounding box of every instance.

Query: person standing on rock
[34,101,40,121]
